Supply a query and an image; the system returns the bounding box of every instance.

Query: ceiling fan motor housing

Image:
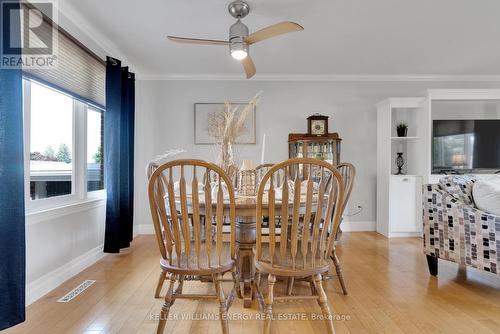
[230,20,248,40]
[229,20,249,56]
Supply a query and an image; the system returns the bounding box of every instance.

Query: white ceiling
[62,0,500,77]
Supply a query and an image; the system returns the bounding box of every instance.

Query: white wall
[25,200,106,304]
[134,79,500,233]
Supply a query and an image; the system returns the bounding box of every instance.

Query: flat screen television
[432,119,500,173]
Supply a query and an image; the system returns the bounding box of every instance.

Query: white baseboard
[26,244,105,305]
[340,220,376,232]
[134,220,376,237]
[388,231,423,238]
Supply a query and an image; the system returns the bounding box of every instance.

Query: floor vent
[57,280,96,303]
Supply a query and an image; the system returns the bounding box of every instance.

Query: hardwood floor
[6,232,500,334]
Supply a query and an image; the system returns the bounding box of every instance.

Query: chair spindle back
[255,158,345,270]
[148,159,236,270]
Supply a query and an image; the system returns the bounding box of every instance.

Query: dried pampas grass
[207,92,262,181]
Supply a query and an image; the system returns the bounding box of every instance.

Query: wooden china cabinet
[289,114,342,165]
[288,133,342,164]
[288,132,342,182]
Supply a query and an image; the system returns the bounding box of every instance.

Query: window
[19,4,106,211]
[23,78,105,210]
[87,107,104,192]
[29,81,74,200]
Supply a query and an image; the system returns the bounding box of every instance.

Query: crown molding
[427,89,500,100]
[136,73,500,82]
[56,2,139,72]
[375,97,425,109]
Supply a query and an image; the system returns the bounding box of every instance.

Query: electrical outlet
[345,205,363,217]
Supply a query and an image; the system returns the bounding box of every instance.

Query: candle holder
[395,152,405,175]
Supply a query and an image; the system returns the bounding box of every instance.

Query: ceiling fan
[167,0,304,79]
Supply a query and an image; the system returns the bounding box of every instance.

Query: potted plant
[396,122,408,137]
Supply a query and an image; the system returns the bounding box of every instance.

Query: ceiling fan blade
[244,21,303,45]
[242,56,256,79]
[167,36,229,46]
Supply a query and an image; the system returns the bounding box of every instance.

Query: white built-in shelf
[390,136,420,140]
[377,97,425,238]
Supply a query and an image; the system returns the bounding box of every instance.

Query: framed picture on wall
[194,103,257,144]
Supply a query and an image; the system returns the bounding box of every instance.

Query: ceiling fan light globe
[230,38,249,60]
[231,49,248,60]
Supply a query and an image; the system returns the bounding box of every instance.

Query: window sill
[26,195,106,226]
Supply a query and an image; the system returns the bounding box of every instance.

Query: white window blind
[21,4,105,107]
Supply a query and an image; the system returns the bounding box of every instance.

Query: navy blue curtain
[104,57,135,253]
[0,0,26,329]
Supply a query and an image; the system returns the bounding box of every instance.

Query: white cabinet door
[389,176,422,235]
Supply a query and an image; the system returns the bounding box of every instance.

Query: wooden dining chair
[147,161,172,298]
[330,162,356,295]
[284,162,356,296]
[148,159,239,334]
[253,158,345,334]
[148,161,201,298]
